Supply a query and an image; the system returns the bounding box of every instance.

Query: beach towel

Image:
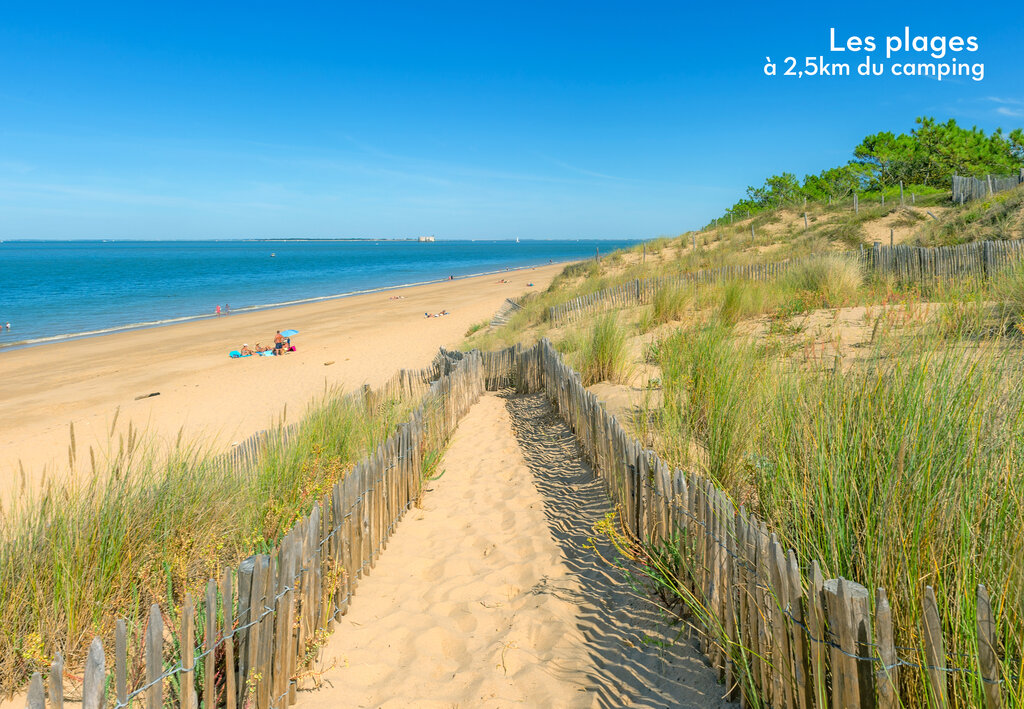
[229,350,252,358]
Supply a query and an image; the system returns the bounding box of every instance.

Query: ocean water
[0,239,637,349]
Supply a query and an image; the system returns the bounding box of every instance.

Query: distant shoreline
[0,258,575,354]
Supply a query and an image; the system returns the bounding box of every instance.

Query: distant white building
[418,235,436,242]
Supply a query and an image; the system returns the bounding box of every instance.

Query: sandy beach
[0,263,563,504]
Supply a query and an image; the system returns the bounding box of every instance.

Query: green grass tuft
[577,313,631,385]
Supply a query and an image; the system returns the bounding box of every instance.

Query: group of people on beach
[239,330,293,356]
[424,310,450,318]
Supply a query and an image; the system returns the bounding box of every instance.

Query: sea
[0,239,638,350]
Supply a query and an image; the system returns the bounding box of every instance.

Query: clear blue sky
[1,1,1022,240]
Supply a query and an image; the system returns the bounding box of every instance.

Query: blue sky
[1,1,1022,240]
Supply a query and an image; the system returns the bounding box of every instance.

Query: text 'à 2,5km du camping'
[764,26,984,81]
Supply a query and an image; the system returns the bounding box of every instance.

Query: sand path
[296,393,733,709]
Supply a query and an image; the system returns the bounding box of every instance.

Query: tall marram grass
[780,253,863,308]
[658,324,761,486]
[652,284,693,324]
[0,387,414,691]
[576,313,631,385]
[652,324,1024,705]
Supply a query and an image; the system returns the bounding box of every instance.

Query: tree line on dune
[726,117,1024,218]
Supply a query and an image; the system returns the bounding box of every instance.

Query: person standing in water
[216,305,221,316]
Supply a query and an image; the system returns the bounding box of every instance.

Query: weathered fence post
[977,584,1001,709]
[922,585,949,708]
[146,604,163,709]
[223,569,238,709]
[807,563,828,708]
[824,578,874,708]
[49,651,65,709]
[181,594,195,709]
[875,588,898,709]
[26,673,44,709]
[205,579,218,707]
[82,639,105,709]
[113,620,128,706]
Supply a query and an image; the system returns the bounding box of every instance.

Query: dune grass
[460,184,1024,705]
[918,184,1024,246]
[780,253,863,308]
[574,313,631,386]
[651,284,693,324]
[718,280,772,325]
[0,386,420,691]
[649,324,1024,705]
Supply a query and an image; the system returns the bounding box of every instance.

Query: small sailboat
[515,237,520,243]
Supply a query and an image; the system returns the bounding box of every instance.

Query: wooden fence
[866,238,1024,283]
[952,170,1024,204]
[20,338,1016,708]
[505,337,1009,708]
[227,360,444,471]
[25,350,485,709]
[549,238,1024,326]
[489,297,523,328]
[548,257,807,326]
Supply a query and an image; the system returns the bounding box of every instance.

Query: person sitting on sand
[254,343,268,352]
[240,344,253,356]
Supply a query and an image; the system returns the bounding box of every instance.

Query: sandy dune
[297,393,732,709]
[0,265,562,504]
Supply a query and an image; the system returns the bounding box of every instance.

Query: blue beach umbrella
[281,329,299,337]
